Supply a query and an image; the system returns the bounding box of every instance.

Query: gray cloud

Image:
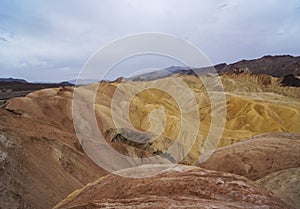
[0,0,299,82]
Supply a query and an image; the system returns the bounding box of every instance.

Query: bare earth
[0,71,300,208]
[54,164,293,209]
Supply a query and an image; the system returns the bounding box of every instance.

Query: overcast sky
[0,0,299,82]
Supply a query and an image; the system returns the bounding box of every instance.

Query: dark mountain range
[1,55,300,101]
[129,66,191,81]
[0,79,73,100]
[0,78,28,83]
[219,55,300,77]
[68,79,99,85]
[129,55,300,83]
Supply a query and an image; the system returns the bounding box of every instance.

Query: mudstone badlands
[0,55,300,209]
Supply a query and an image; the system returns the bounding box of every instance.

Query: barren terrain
[1,56,300,208]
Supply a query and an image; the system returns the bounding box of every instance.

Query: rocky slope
[197,132,300,180]
[257,167,300,209]
[0,88,166,209]
[1,71,300,208]
[0,107,106,209]
[72,73,300,163]
[218,55,300,77]
[197,132,300,208]
[54,164,293,209]
[4,73,300,164]
[132,55,300,85]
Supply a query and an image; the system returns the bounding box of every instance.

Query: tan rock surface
[5,75,300,165]
[75,74,300,163]
[1,73,300,208]
[0,88,167,208]
[54,164,293,209]
[0,108,106,209]
[257,167,300,209]
[197,132,300,180]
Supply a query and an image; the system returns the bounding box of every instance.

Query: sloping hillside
[54,164,292,209]
[1,71,300,208]
[131,55,300,85]
[219,55,300,77]
[5,73,300,165]
[69,73,300,164]
[197,132,300,209]
[0,87,166,209]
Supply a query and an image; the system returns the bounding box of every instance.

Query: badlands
[0,56,300,208]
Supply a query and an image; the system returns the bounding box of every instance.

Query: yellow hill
[6,73,300,164]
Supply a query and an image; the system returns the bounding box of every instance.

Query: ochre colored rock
[1,73,300,208]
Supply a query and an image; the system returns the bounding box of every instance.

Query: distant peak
[0,78,28,83]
